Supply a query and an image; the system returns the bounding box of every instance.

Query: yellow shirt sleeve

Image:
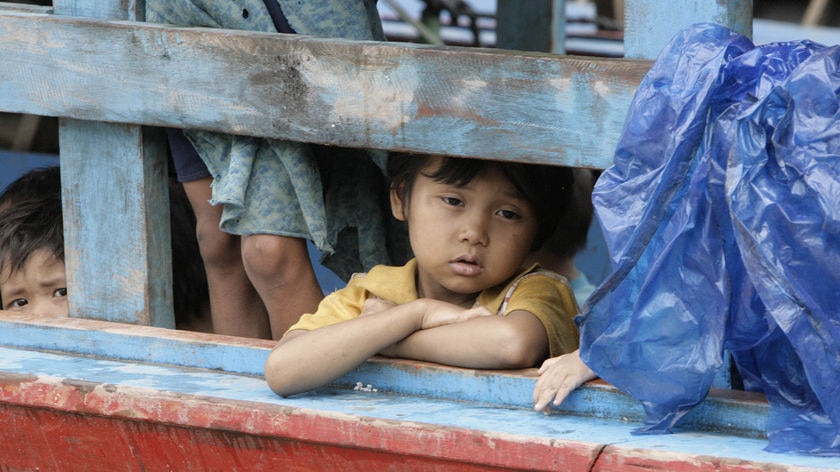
[499,272,580,357]
[286,283,368,332]
[285,261,420,334]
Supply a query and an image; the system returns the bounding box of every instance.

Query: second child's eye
[497,209,521,220]
[54,288,67,298]
[441,196,463,207]
[7,298,29,309]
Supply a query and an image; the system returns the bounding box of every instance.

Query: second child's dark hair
[387,153,574,251]
[0,167,64,276]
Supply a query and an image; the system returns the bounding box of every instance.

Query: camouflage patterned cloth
[146,0,408,280]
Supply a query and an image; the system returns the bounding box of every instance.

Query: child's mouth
[449,257,483,276]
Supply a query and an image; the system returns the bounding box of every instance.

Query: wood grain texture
[0,9,650,169]
[59,120,174,327]
[624,0,752,59]
[49,0,174,327]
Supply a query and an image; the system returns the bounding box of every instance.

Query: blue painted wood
[0,340,837,470]
[0,312,770,440]
[57,120,174,327]
[53,0,174,327]
[1,2,824,466]
[0,9,648,169]
[624,0,752,59]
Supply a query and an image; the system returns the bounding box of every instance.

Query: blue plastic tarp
[580,23,840,455]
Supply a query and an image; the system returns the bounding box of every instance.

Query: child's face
[0,249,68,317]
[391,158,539,306]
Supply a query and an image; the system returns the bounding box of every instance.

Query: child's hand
[360,296,396,317]
[532,349,596,414]
[419,299,494,330]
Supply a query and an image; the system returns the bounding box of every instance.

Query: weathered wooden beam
[623,0,752,59]
[0,10,649,169]
[2,312,831,471]
[52,0,174,328]
[0,311,773,440]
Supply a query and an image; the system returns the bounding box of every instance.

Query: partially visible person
[166,130,270,338]
[0,166,213,332]
[528,168,601,414]
[265,154,579,397]
[532,348,597,414]
[526,168,598,308]
[148,0,401,339]
[0,167,66,317]
[167,174,214,333]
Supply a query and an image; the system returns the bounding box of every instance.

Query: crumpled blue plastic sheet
[579,23,840,455]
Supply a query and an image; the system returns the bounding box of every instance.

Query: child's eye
[54,288,67,298]
[7,298,29,309]
[497,209,521,220]
[441,196,463,207]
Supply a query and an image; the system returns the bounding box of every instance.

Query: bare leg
[182,178,271,339]
[241,234,323,339]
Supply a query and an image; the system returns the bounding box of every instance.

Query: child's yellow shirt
[287,259,580,357]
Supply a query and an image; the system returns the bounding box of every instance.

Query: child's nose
[459,214,489,246]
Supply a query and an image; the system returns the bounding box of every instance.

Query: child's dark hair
[387,153,574,250]
[540,168,596,259]
[0,167,64,278]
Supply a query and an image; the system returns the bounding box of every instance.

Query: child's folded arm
[264,298,495,396]
[380,309,549,369]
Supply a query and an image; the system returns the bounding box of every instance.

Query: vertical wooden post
[497,0,566,54]
[623,0,752,59]
[53,0,175,328]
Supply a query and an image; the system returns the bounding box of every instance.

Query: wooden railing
[10,2,828,470]
[0,0,750,328]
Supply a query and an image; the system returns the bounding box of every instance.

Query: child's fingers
[537,355,562,374]
[532,380,554,412]
[533,375,573,410]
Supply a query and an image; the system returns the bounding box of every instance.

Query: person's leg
[182,178,271,339]
[241,234,323,339]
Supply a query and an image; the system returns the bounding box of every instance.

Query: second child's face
[0,249,68,317]
[392,159,539,307]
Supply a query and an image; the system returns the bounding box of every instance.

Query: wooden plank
[0,311,773,439]
[0,335,835,471]
[52,0,174,327]
[624,0,752,59]
[0,10,650,169]
[58,120,174,327]
[496,0,566,53]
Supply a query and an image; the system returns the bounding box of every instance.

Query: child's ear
[390,186,407,221]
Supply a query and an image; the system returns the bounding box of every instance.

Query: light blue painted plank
[58,120,174,327]
[0,313,768,439]
[624,0,752,59]
[0,315,264,374]
[0,10,648,169]
[52,1,174,328]
[1,346,837,471]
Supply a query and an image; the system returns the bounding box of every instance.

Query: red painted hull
[0,373,815,472]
